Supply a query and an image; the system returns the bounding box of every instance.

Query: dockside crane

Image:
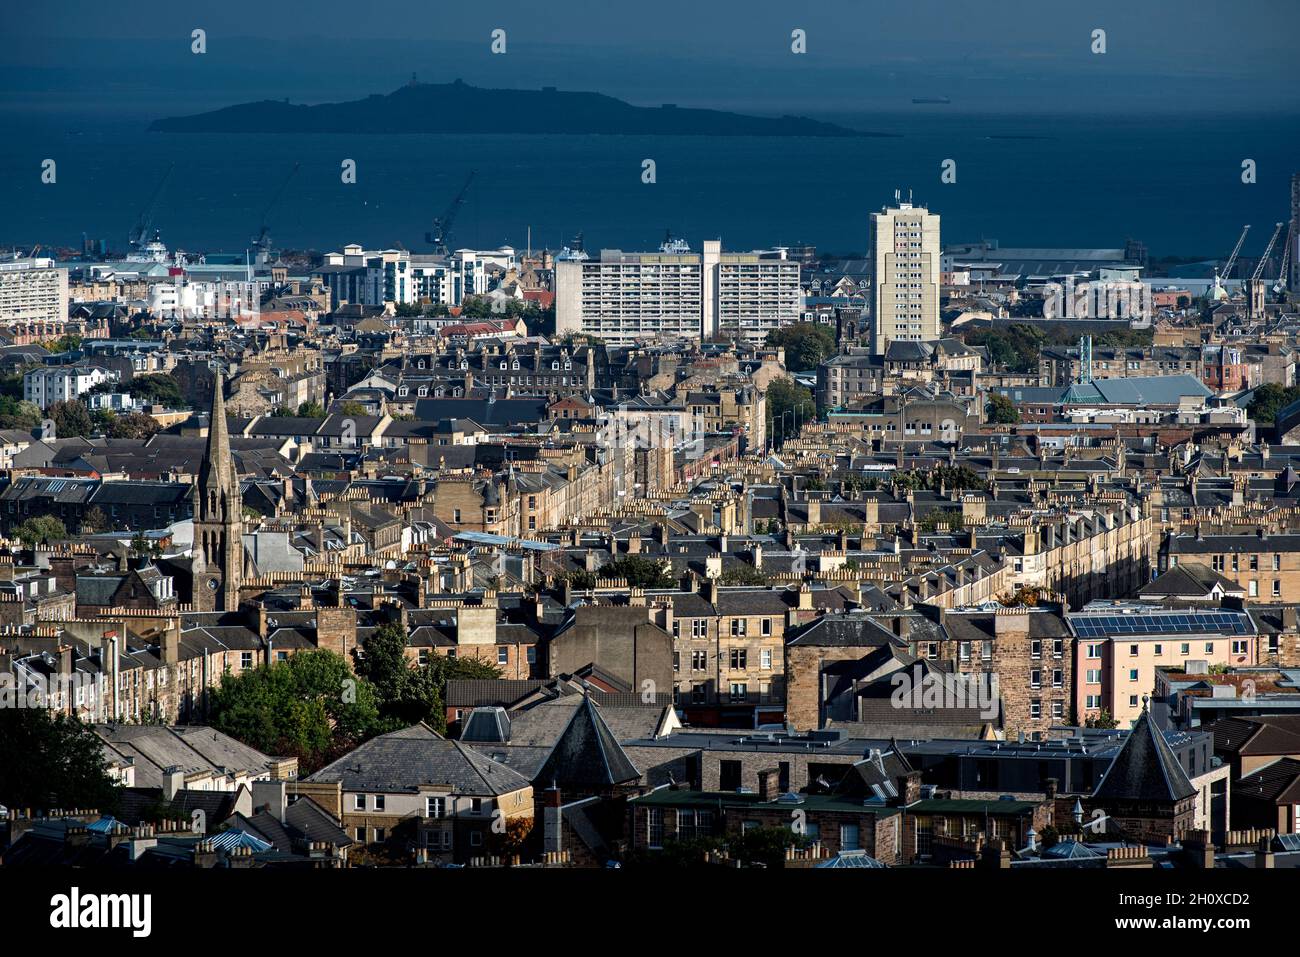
[426,170,477,255]
[1274,224,1295,296]
[128,163,175,251]
[1247,222,1285,318]
[251,162,300,262]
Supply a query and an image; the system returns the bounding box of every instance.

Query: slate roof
[532,695,640,788]
[307,723,530,796]
[1138,562,1242,598]
[1091,708,1197,803]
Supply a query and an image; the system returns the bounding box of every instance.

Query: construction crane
[128,164,175,251]
[1213,224,1251,301]
[250,163,300,262]
[425,170,477,255]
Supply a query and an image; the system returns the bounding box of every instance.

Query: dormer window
[398,386,409,396]
[564,361,571,370]
[418,387,428,397]
[418,360,426,369]
[460,361,468,370]
[499,361,507,370]
[551,361,559,370]
[511,361,520,370]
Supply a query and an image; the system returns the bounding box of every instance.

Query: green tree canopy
[0,709,118,813]
[766,376,816,446]
[765,323,837,373]
[597,555,676,589]
[985,392,1021,424]
[208,649,384,773]
[17,515,67,547]
[47,399,93,438]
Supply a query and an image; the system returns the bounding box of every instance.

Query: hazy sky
[2,0,1298,118]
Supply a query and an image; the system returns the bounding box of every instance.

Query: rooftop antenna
[894,189,901,205]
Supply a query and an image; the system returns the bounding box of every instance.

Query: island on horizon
[148,78,886,137]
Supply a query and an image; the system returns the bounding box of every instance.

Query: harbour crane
[1275,224,1295,296]
[250,162,300,262]
[426,170,477,255]
[1247,222,1285,318]
[128,163,175,251]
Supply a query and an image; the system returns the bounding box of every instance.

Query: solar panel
[1070,611,1251,637]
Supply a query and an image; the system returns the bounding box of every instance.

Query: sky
[2,0,1298,119]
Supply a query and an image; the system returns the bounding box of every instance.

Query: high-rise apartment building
[555,240,800,346]
[0,257,68,324]
[870,200,940,354]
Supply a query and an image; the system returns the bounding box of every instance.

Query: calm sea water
[1,111,1296,259]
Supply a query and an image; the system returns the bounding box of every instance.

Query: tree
[765,323,837,373]
[597,555,676,589]
[16,515,67,547]
[208,650,385,774]
[90,373,186,409]
[358,623,444,729]
[80,506,109,534]
[296,401,327,418]
[47,399,93,438]
[0,396,41,431]
[985,393,1020,425]
[766,376,815,447]
[338,400,367,417]
[0,709,118,813]
[1247,383,1300,426]
[727,825,810,868]
[1085,710,1119,730]
[106,411,161,439]
[41,334,82,354]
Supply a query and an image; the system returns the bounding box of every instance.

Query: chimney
[895,770,922,806]
[757,767,780,801]
[162,766,185,802]
[1255,836,1275,870]
[252,779,287,823]
[703,578,719,605]
[626,532,642,555]
[1183,829,1215,869]
[542,784,565,855]
[797,583,812,611]
[655,524,670,549]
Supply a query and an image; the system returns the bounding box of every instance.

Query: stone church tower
[193,372,243,612]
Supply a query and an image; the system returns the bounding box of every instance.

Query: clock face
[206,578,220,591]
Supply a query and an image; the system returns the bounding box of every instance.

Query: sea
[1,110,1297,261]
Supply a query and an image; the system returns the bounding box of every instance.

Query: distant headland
[148,78,884,137]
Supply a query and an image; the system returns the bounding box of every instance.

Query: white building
[24,365,117,408]
[0,257,68,323]
[146,278,259,319]
[318,245,414,308]
[555,240,800,345]
[870,200,941,354]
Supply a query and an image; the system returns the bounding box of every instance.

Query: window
[497,647,509,665]
[647,808,664,849]
[959,641,971,661]
[355,794,366,811]
[1129,669,1139,682]
[1086,694,1102,709]
[1205,642,1214,653]
[839,824,860,852]
[1232,639,1248,655]
[1053,640,1064,658]
[729,649,747,670]
[527,646,536,665]
[1274,555,1281,571]
[1087,644,1102,659]
[1031,640,1042,659]
[356,826,366,841]
[927,642,938,660]
[241,651,253,669]
[1153,644,1163,656]
[1249,580,1258,598]
[1180,643,1190,656]
[1129,644,1139,657]
[453,509,462,523]
[426,797,444,818]
[374,795,385,811]
[1052,701,1064,719]
[981,641,992,661]
[760,648,772,670]
[1052,669,1063,688]
[692,683,706,704]
[729,682,747,702]
[1030,699,1042,719]
[1030,669,1041,689]
[1086,669,1102,683]
[761,618,772,637]
[1129,695,1139,708]
[1274,580,1282,598]
[1250,555,1259,571]
[731,619,747,637]
[692,650,707,671]
[373,827,385,842]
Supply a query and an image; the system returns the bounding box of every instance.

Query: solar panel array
[1070,611,1252,637]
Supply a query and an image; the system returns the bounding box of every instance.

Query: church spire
[193,369,242,612]
[198,370,234,512]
